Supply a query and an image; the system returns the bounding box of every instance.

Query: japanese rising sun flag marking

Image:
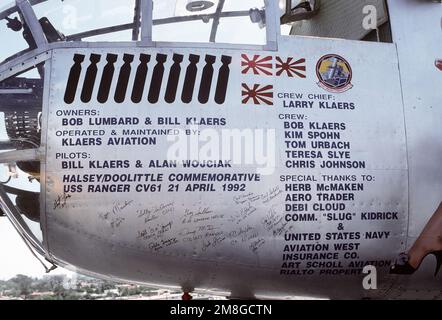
[241,84,273,105]
[241,54,273,75]
[275,57,306,78]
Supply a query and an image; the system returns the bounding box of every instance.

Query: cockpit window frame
[0,0,279,80]
[1,0,279,56]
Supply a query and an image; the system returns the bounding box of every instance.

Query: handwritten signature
[233,186,283,206]
[182,207,213,224]
[112,200,134,215]
[137,221,174,241]
[228,203,257,224]
[250,238,265,253]
[137,202,175,223]
[53,193,72,210]
[110,217,125,229]
[262,207,293,237]
[261,186,283,204]
[148,237,179,252]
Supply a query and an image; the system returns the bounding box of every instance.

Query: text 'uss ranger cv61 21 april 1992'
[0,0,441,299]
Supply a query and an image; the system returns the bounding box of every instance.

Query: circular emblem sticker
[316,54,353,93]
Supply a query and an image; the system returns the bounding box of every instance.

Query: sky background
[0,220,75,280]
[0,0,291,281]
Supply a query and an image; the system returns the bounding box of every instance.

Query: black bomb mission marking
[64,52,232,105]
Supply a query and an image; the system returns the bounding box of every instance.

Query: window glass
[280,0,392,43]
[32,0,139,41]
[82,30,135,42]
[153,0,267,45]
[223,0,265,11]
[0,3,34,65]
[215,16,266,45]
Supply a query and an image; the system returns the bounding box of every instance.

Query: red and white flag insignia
[241,54,273,76]
[241,84,273,106]
[276,57,306,78]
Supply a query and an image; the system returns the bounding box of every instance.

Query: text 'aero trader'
[0,0,441,299]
